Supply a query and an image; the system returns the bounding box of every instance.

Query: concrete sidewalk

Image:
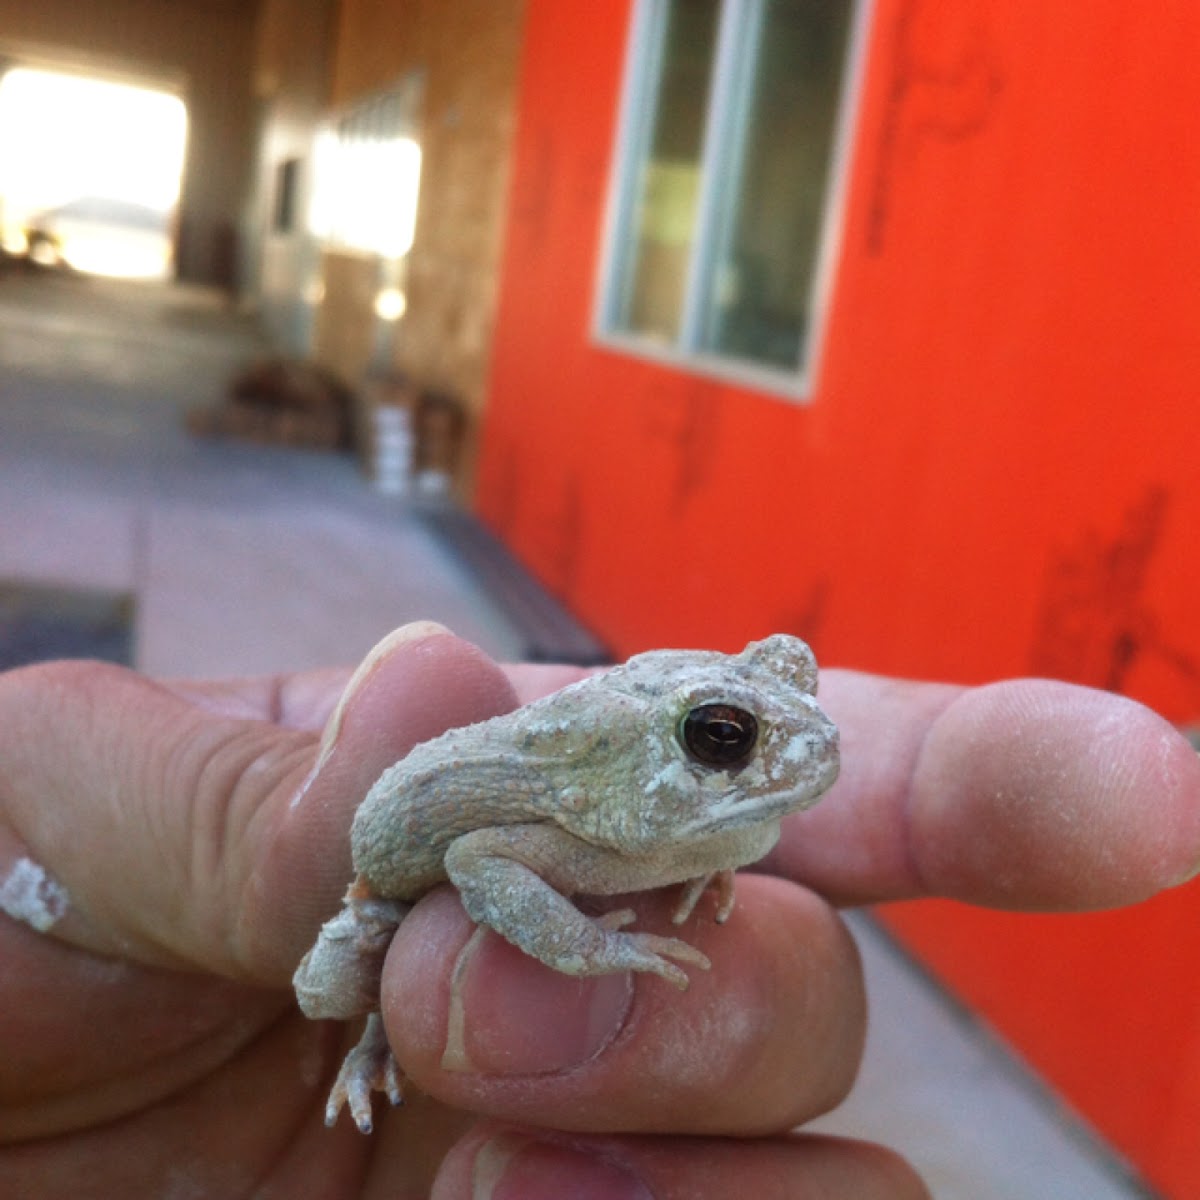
[0,271,1155,1199]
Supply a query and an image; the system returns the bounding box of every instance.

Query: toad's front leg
[671,868,737,925]
[444,825,712,989]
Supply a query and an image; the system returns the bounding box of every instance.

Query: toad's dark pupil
[681,704,759,767]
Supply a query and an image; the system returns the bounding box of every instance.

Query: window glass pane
[310,77,423,259]
[618,0,721,343]
[698,0,853,368]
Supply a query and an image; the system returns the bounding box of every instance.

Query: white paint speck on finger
[0,857,70,932]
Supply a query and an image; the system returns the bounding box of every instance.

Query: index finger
[163,657,1200,917]
[769,670,1200,910]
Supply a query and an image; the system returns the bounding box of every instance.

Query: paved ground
[0,269,1156,1198]
[0,270,528,674]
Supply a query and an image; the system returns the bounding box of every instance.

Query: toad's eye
[680,704,759,768]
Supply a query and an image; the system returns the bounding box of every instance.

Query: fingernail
[475,1136,653,1200]
[1170,858,1200,888]
[442,926,632,1075]
[318,620,451,760]
[291,620,451,808]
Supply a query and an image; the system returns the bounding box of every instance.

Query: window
[309,74,424,260]
[597,0,869,396]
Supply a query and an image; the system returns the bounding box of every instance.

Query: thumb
[0,624,518,984]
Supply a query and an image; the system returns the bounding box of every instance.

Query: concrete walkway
[0,270,1155,1199]
[0,270,528,674]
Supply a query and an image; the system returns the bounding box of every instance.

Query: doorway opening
[0,67,187,280]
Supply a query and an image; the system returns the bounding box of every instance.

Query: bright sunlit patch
[60,235,172,279]
[0,67,187,279]
[374,287,407,322]
[310,130,421,260]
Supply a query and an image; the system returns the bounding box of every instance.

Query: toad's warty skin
[293,633,840,1132]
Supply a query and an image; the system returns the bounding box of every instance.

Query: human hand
[1,623,1196,1198]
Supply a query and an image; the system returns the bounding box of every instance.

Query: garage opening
[0,67,187,280]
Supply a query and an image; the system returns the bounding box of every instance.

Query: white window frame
[593,0,873,401]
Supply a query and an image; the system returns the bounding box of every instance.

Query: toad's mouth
[677,761,841,836]
[676,734,844,830]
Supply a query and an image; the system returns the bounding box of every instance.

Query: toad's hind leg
[292,884,411,1133]
[293,884,409,1020]
[326,1013,404,1133]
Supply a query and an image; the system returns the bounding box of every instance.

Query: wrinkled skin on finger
[0,627,521,1195]
[1,624,1197,1197]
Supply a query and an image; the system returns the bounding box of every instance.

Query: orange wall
[479,0,1200,719]
[478,1,1200,1193]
